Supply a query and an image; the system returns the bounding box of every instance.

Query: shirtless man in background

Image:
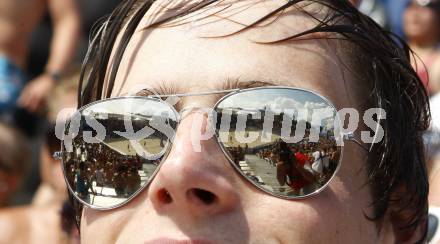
[0,71,80,244]
[0,0,80,113]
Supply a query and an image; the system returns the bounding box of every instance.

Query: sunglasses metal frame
[54,86,369,210]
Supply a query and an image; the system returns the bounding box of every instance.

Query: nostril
[157,189,173,204]
[191,188,217,205]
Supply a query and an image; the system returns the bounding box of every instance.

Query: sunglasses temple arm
[343,133,370,152]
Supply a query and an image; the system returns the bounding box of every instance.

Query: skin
[0,0,80,112]
[403,1,440,45]
[81,1,398,243]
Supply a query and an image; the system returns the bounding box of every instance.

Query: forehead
[110,0,360,109]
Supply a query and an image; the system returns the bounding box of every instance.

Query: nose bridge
[175,106,217,152]
[178,96,216,120]
[147,111,239,217]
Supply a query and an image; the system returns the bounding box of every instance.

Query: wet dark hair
[60,200,76,236]
[75,0,430,242]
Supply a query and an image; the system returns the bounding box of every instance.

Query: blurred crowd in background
[0,1,119,243]
[0,0,439,243]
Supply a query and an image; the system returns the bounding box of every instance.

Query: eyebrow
[133,80,276,98]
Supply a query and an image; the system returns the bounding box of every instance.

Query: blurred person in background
[427,91,440,243]
[0,0,80,116]
[429,93,440,205]
[404,1,440,241]
[0,122,30,208]
[406,1,440,242]
[404,0,440,96]
[0,71,80,244]
[13,0,120,207]
[33,69,78,206]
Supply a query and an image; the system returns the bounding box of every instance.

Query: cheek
[81,207,136,243]
[241,144,377,243]
[243,180,375,243]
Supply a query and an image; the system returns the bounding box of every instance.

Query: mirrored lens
[215,88,342,198]
[62,97,177,208]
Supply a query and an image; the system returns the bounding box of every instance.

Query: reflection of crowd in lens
[256,139,340,195]
[228,145,246,165]
[64,136,148,200]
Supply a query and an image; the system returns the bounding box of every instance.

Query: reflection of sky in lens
[219,89,330,110]
[83,98,174,118]
[218,89,336,125]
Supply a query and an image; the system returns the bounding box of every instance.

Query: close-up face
[62,0,432,243]
[404,0,440,40]
[77,1,383,243]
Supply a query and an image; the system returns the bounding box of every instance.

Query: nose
[148,111,240,218]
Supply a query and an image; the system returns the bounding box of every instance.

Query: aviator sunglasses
[54,86,370,210]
